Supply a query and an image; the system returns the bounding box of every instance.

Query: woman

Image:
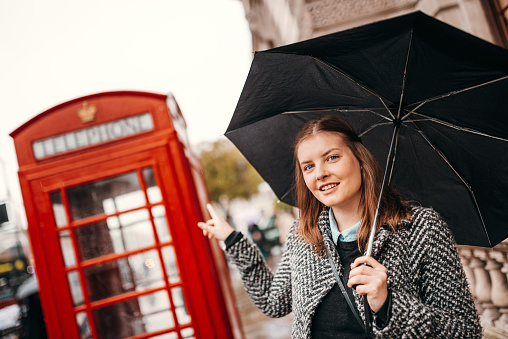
[198,116,481,338]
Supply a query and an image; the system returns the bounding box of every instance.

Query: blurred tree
[199,138,263,222]
[274,199,295,214]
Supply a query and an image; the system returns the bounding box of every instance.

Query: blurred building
[0,147,34,338]
[238,1,508,338]
[240,0,507,50]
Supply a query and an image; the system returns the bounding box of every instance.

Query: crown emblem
[78,101,97,123]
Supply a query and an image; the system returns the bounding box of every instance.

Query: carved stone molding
[305,0,418,29]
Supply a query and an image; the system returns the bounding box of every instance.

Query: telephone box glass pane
[161,246,180,284]
[92,290,173,339]
[66,172,145,221]
[75,209,155,262]
[83,250,164,303]
[50,191,68,227]
[75,312,92,339]
[67,271,84,306]
[151,333,178,339]
[153,205,171,243]
[59,230,76,267]
[171,287,191,325]
[143,167,162,203]
[74,221,116,262]
[181,327,195,338]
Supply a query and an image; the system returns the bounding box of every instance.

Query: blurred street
[230,258,292,339]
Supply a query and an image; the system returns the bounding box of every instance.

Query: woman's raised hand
[347,256,388,312]
[197,203,235,241]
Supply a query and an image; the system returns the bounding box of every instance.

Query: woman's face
[297,131,363,212]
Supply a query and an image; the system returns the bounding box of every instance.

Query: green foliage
[199,138,263,204]
[274,199,294,214]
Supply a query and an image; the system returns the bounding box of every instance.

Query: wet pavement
[229,256,292,339]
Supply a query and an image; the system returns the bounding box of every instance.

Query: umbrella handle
[363,122,400,335]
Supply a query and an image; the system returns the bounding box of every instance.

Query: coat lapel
[318,208,344,275]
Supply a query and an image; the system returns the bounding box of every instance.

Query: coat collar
[318,207,392,258]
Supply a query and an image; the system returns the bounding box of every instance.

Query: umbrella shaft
[365,123,400,257]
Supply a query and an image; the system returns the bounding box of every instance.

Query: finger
[198,222,213,234]
[206,219,215,226]
[206,203,220,220]
[197,222,208,230]
[351,256,384,270]
[347,275,370,289]
[349,264,376,278]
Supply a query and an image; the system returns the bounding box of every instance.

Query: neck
[331,204,363,232]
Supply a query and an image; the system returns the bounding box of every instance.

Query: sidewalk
[229,257,292,339]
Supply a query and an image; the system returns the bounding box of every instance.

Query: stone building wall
[238,1,508,337]
[241,0,505,50]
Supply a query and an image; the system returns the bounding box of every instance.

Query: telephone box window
[74,222,117,262]
[75,312,91,339]
[150,330,195,339]
[74,212,155,262]
[51,191,68,227]
[67,271,84,306]
[180,327,195,338]
[161,246,180,284]
[83,250,164,303]
[92,290,173,339]
[153,205,171,243]
[143,167,162,203]
[59,230,76,267]
[171,286,191,325]
[66,172,145,221]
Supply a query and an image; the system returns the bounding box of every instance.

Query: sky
[0,0,253,219]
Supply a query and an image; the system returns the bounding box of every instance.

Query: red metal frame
[11,91,243,339]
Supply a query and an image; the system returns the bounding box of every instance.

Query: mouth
[319,183,338,191]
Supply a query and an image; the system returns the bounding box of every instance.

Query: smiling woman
[198,116,482,339]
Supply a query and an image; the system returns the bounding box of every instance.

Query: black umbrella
[226,11,508,250]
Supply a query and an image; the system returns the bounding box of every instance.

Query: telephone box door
[30,148,218,339]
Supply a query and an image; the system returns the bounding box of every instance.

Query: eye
[302,164,314,172]
[327,155,339,161]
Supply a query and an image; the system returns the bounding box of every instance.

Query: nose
[315,163,328,181]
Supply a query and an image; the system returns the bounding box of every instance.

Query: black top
[311,240,367,338]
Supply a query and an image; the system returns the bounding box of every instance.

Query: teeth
[320,183,338,191]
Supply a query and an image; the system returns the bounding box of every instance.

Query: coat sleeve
[374,209,482,338]
[224,221,296,318]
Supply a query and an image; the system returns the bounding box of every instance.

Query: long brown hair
[294,115,411,255]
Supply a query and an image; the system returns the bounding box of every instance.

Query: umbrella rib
[409,112,508,142]
[283,108,384,115]
[282,108,393,122]
[408,121,493,247]
[378,97,395,121]
[406,74,508,109]
[358,121,394,137]
[311,56,395,119]
[396,27,414,120]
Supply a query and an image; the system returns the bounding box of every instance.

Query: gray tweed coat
[225,206,482,338]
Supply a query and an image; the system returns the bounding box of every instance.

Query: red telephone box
[10,91,243,339]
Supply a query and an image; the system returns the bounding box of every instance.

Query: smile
[320,183,338,191]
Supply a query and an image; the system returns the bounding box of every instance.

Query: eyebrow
[299,147,342,165]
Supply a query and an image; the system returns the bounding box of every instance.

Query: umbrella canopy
[226,11,508,248]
